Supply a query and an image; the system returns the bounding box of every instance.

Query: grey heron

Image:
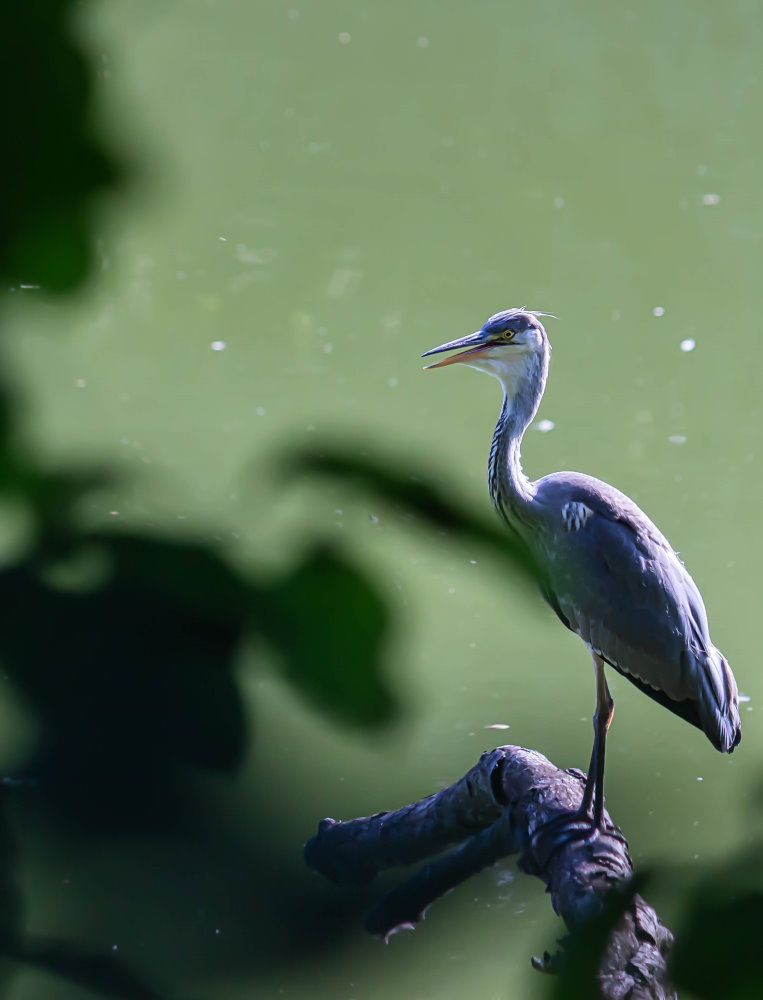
[423,308,741,832]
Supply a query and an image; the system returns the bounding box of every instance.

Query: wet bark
[305,745,675,1000]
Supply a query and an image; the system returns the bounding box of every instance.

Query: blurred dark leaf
[285,445,539,585]
[0,524,397,829]
[0,794,22,994]
[551,879,640,1000]
[670,863,763,1000]
[15,465,115,556]
[0,2,122,291]
[100,532,252,624]
[0,550,247,807]
[260,544,397,727]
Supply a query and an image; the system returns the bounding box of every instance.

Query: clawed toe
[528,809,602,867]
[527,807,626,870]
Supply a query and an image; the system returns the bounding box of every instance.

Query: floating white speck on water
[536,418,555,433]
[493,866,515,886]
[417,36,430,48]
[75,379,86,388]
[680,338,696,352]
[652,306,665,317]
[388,377,398,387]
[485,723,510,729]
[338,31,351,43]
[702,193,720,205]
[211,340,226,351]
[256,407,265,416]
[323,343,333,353]
[553,196,565,208]
[668,435,687,445]
[739,694,751,703]
[218,236,228,242]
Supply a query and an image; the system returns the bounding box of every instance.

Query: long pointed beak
[421,330,491,369]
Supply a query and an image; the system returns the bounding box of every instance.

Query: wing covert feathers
[530,472,742,754]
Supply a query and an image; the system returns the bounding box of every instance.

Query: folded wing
[534,474,741,753]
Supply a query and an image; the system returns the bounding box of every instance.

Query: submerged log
[305,745,675,1000]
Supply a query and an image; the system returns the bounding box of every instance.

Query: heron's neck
[488,354,547,524]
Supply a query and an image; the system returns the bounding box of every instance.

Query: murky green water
[4,1,763,997]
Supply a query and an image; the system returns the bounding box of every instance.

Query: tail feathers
[699,648,741,753]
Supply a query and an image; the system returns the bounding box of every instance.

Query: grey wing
[539,504,741,753]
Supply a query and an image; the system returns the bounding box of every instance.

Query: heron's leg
[584,653,614,827]
[578,736,599,818]
[529,655,619,860]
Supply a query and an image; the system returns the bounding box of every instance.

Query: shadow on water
[0,4,761,998]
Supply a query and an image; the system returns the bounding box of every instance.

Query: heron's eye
[502,329,516,341]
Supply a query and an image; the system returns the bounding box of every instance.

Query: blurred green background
[2,1,762,998]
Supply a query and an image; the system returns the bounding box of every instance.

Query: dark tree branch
[305,745,676,1000]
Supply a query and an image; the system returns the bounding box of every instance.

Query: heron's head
[422,309,551,382]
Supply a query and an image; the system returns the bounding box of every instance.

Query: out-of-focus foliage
[0,4,397,996]
[287,446,539,585]
[668,850,763,1000]
[547,884,636,999]
[544,850,763,999]
[261,543,395,726]
[0,1,120,292]
[0,535,399,815]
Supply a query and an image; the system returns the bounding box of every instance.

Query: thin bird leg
[529,655,618,860]
[578,729,599,818]
[582,653,615,827]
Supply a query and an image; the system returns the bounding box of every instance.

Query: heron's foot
[527,807,623,871]
[530,808,597,858]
